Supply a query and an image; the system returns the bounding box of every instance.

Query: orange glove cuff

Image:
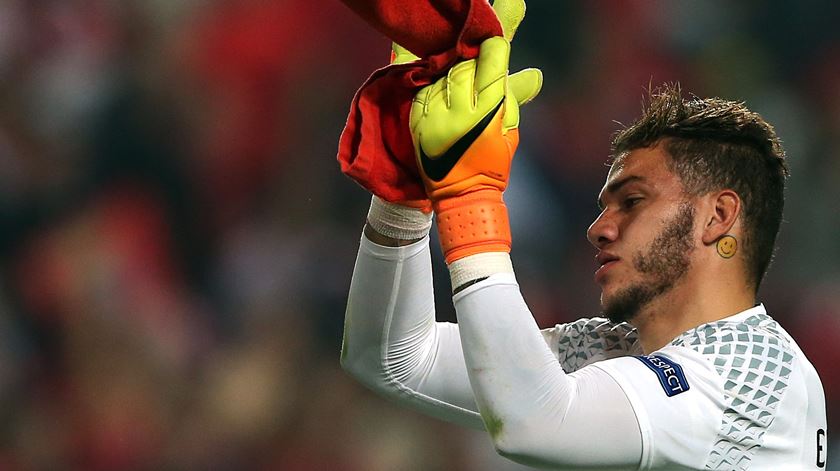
[434,189,511,264]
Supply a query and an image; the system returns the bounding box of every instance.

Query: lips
[594,251,620,283]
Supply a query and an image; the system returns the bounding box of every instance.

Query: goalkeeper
[341,1,828,469]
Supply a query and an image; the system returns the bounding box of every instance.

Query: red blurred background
[0,1,837,469]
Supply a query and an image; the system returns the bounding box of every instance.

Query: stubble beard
[602,203,696,324]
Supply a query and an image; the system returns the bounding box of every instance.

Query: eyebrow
[597,175,646,210]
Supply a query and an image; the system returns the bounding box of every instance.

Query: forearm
[341,199,484,429]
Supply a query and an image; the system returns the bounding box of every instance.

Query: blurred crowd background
[0,0,837,469]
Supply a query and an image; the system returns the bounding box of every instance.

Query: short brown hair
[611,83,788,289]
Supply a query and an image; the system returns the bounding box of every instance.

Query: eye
[623,197,643,209]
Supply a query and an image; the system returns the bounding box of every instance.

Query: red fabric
[337,0,502,202]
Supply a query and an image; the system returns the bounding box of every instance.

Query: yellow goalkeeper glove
[410,0,542,263]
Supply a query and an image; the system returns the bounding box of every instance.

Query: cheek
[621,202,690,243]
[617,215,656,250]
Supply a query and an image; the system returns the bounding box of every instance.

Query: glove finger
[508,68,543,106]
[410,83,435,132]
[502,92,520,131]
[474,37,510,107]
[445,59,478,110]
[492,0,526,42]
[391,43,420,65]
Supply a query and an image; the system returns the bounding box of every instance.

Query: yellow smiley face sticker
[717,235,737,259]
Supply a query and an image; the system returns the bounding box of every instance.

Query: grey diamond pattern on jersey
[555,318,640,372]
[670,312,795,471]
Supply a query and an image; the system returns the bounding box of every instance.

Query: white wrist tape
[448,252,514,289]
[366,195,433,240]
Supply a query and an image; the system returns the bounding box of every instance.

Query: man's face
[587,145,698,323]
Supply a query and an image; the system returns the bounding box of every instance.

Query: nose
[587,209,618,249]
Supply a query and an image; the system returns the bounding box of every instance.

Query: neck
[630,273,756,354]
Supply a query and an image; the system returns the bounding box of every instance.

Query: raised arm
[342,2,647,467]
[409,34,645,468]
[340,197,484,429]
[340,36,486,428]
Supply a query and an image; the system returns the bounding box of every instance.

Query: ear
[701,190,741,245]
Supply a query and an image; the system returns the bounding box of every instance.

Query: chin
[599,282,622,306]
[599,280,648,324]
[599,292,619,317]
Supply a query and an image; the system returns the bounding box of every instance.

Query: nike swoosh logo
[418,100,504,182]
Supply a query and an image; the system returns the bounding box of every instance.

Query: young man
[340,34,828,470]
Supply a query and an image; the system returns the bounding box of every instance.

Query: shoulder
[670,311,796,386]
[669,311,797,413]
[585,310,816,469]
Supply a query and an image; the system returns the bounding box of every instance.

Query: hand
[361,40,433,243]
[408,0,542,263]
[382,41,433,213]
[410,37,541,200]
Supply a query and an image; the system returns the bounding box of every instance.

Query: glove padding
[409,34,541,263]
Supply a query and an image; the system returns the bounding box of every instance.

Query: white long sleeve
[340,233,484,429]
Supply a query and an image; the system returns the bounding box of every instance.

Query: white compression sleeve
[340,233,484,429]
[454,273,643,469]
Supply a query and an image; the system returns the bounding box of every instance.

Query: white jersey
[546,309,828,469]
[341,235,828,470]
